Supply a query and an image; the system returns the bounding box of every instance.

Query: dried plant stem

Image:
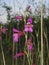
[40,0,43,65]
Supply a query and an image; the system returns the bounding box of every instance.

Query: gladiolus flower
[13,28,24,42]
[27,38,32,42]
[13,28,24,36]
[13,33,19,42]
[24,23,33,32]
[26,38,34,51]
[27,18,32,24]
[1,27,8,34]
[27,43,34,51]
[13,28,21,33]
[14,52,25,58]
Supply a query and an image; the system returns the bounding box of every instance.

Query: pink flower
[13,28,24,42]
[13,33,19,42]
[13,28,21,33]
[24,23,33,32]
[27,18,32,24]
[14,52,25,58]
[13,28,24,36]
[1,27,8,34]
[26,38,34,51]
[15,16,22,20]
[27,38,32,42]
[27,43,34,51]
[18,32,24,37]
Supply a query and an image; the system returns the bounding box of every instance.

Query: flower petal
[14,52,25,58]
[24,28,29,32]
[29,28,33,32]
[13,33,19,42]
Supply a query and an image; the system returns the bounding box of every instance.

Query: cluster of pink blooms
[13,17,33,43]
[27,38,34,51]
[13,17,34,59]
[14,38,34,58]
[0,15,35,65]
[24,17,33,32]
[13,28,24,42]
[27,43,33,51]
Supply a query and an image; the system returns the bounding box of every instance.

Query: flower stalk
[0,26,6,65]
[40,0,43,65]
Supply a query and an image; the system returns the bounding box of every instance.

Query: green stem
[40,0,43,65]
[23,33,28,65]
[0,25,6,65]
[30,51,32,65]
[1,43,6,65]
[44,28,48,65]
[12,41,15,65]
[27,50,30,65]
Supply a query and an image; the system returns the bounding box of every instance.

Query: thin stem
[12,41,15,65]
[0,26,6,65]
[40,0,43,65]
[44,28,48,65]
[23,18,26,65]
[1,43,6,65]
[30,51,32,65]
[27,50,30,65]
[23,33,27,65]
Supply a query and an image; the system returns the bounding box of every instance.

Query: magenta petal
[30,24,33,27]
[27,38,32,42]
[27,44,33,51]
[27,18,32,24]
[29,28,33,32]
[13,28,21,33]
[14,52,25,58]
[24,24,28,28]
[13,33,18,42]
[13,28,19,32]
[18,32,24,37]
[1,27,8,34]
[18,33,22,37]
[24,28,28,32]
